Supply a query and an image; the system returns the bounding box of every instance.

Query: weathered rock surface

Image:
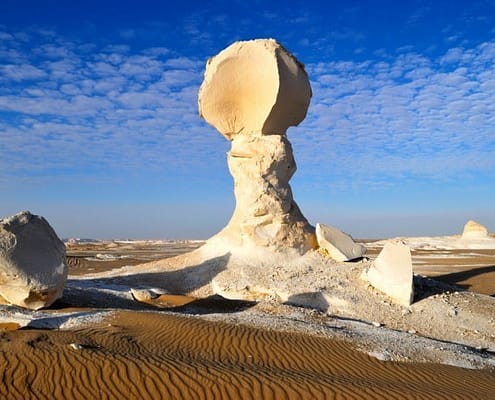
[365,241,414,306]
[461,220,489,239]
[198,38,311,139]
[198,39,315,254]
[0,211,67,310]
[316,223,366,261]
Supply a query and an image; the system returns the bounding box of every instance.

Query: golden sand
[1,311,494,399]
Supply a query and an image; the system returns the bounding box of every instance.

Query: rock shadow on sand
[412,274,468,302]
[59,253,242,312]
[432,265,495,296]
[285,292,330,313]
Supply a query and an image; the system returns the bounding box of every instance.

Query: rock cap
[198,38,311,139]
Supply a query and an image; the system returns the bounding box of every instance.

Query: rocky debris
[198,39,316,255]
[462,220,489,239]
[130,288,163,301]
[364,241,414,306]
[315,223,366,261]
[0,211,67,310]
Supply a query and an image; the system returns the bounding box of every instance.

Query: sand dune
[1,311,494,399]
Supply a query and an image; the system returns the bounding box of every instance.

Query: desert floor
[1,239,494,399]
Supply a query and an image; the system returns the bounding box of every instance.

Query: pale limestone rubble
[0,211,67,310]
[461,220,489,239]
[365,241,414,306]
[198,39,315,254]
[316,223,366,261]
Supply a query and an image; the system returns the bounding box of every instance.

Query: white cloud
[0,63,47,81]
[0,29,494,200]
[297,39,495,189]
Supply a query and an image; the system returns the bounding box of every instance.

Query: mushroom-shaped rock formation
[461,220,489,239]
[0,211,67,310]
[199,39,316,254]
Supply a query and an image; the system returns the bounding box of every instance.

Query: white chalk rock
[316,223,366,262]
[461,220,489,239]
[365,241,414,306]
[0,211,67,310]
[198,39,316,254]
[199,38,311,139]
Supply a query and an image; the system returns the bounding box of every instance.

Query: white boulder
[365,241,414,306]
[0,211,67,310]
[316,223,366,262]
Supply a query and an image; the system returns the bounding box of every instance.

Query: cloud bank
[0,24,494,237]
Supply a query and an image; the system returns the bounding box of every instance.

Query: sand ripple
[1,311,493,399]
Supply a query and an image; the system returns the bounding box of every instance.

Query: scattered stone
[198,39,316,254]
[372,321,382,327]
[0,211,67,310]
[69,343,84,350]
[315,223,366,262]
[130,288,165,302]
[461,220,489,239]
[365,241,414,306]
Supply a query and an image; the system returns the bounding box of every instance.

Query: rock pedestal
[0,211,67,310]
[198,39,316,254]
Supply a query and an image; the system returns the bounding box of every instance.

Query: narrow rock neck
[216,132,316,253]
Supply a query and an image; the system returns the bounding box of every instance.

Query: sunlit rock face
[365,241,414,306]
[461,220,489,239]
[0,211,67,310]
[316,223,366,262]
[198,39,316,254]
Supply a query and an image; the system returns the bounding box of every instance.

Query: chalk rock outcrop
[0,211,67,310]
[365,241,414,306]
[316,223,366,261]
[461,220,489,239]
[198,39,316,254]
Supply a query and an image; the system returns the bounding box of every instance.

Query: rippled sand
[1,311,494,399]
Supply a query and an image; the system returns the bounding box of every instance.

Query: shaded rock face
[315,223,366,262]
[462,220,489,239]
[365,241,414,306]
[198,39,315,254]
[0,211,67,310]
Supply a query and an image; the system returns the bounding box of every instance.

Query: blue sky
[1,0,494,239]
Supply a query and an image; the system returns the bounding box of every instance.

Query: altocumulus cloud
[0,28,228,186]
[295,41,495,191]
[0,28,494,194]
